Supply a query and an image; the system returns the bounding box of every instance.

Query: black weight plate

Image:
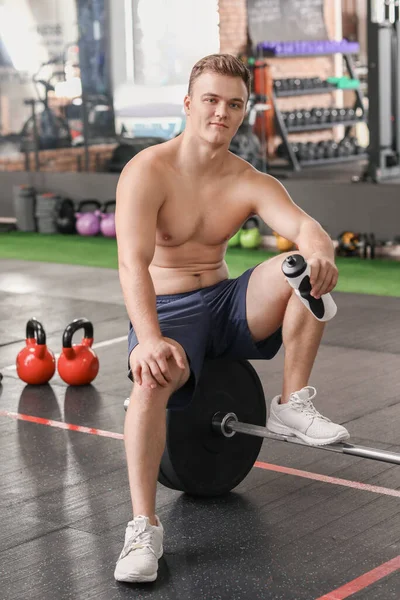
[158,358,266,497]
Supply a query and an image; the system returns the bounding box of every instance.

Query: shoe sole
[115,573,157,583]
[267,419,350,446]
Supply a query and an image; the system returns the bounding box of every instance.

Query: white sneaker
[267,386,350,446]
[114,515,164,583]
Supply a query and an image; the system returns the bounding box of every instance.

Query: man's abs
[149,242,230,294]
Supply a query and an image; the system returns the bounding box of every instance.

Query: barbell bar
[212,411,400,466]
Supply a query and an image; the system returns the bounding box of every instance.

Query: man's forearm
[119,263,162,343]
[296,219,335,262]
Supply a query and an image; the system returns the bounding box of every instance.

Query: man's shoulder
[229,153,277,187]
[119,140,172,181]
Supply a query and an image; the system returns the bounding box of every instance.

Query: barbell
[158,356,400,497]
[126,255,400,497]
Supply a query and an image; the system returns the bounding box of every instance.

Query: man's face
[184,72,247,145]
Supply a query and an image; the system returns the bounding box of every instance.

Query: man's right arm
[115,153,164,343]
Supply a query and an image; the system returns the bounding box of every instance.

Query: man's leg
[115,338,191,583]
[246,252,324,402]
[124,338,190,525]
[245,252,349,444]
[280,289,325,404]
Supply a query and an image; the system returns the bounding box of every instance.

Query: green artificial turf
[1,232,399,297]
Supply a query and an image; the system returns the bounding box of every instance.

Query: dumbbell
[286,111,297,129]
[286,79,296,91]
[293,79,302,91]
[348,136,363,155]
[302,110,313,125]
[311,77,323,89]
[328,108,339,122]
[296,143,307,161]
[295,110,305,126]
[322,108,331,123]
[298,142,316,161]
[311,107,323,124]
[276,142,287,158]
[345,137,357,155]
[315,141,326,160]
[324,140,338,159]
[346,108,356,121]
[337,141,348,158]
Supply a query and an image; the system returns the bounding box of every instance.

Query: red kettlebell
[57,318,99,385]
[16,319,56,384]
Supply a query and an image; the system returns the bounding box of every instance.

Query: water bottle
[282,254,337,322]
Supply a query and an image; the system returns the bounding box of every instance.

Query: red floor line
[0,410,124,440]
[254,461,400,498]
[315,555,400,599]
[1,410,399,497]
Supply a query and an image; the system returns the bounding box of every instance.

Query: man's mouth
[210,122,228,129]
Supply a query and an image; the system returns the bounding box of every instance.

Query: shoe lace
[290,386,331,422]
[120,521,156,560]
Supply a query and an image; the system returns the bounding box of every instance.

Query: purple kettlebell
[75,200,102,236]
[100,200,116,238]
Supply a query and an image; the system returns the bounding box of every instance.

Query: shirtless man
[114,54,350,584]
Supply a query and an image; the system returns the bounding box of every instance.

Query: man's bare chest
[156,188,252,247]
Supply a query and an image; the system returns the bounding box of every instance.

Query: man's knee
[130,338,191,402]
[163,337,191,392]
[254,252,295,303]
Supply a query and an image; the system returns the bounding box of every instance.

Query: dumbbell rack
[270,53,368,172]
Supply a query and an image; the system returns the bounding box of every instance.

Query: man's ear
[183,94,191,116]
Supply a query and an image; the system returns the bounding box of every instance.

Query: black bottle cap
[281,254,307,278]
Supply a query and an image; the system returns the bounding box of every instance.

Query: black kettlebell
[56,198,77,234]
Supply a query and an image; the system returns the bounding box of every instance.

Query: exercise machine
[363,0,400,181]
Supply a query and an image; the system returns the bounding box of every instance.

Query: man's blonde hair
[188,54,251,98]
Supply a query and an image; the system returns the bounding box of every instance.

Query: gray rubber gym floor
[1,259,399,600]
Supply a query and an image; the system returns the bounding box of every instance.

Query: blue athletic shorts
[127,265,283,409]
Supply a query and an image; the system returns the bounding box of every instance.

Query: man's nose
[215,102,228,118]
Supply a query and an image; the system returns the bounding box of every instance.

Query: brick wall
[0,144,117,173]
[218,0,346,150]
[218,0,248,56]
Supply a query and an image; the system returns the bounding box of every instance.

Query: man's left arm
[249,172,338,299]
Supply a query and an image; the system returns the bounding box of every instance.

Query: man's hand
[130,337,186,389]
[308,255,338,299]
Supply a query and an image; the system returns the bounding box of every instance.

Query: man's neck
[176,130,230,177]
